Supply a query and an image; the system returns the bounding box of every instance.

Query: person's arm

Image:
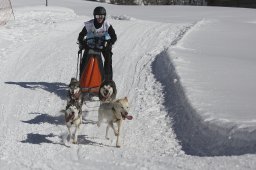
[108,25,117,45]
[78,27,87,45]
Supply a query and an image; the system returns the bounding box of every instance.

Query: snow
[1,0,256,169]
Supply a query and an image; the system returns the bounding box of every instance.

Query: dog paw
[105,136,110,140]
[116,144,121,148]
[114,132,119,136]
[73,141,78,144]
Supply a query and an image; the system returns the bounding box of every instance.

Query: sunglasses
[95,15,105,19]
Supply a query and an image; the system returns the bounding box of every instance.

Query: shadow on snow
[22,112,97,126]
[21,133,108,147]
[5,81,68,100]
[22,112,64,125]
[21,133,58,145]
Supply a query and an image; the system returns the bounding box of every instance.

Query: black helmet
[93,6,106,16]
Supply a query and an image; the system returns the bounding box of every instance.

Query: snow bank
[109,15,135,21]
[152,49,256,156]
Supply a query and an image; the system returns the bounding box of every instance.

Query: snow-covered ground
[0,0,256,169]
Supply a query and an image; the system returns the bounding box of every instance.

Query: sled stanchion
[76,51,81,80]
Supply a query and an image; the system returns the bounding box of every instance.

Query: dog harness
[71,115,82,125]
[70,90,81,100]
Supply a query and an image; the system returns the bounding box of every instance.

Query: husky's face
[65,105,79,123]
[100,84,114,99]
[69,78,80,95]
[115,97,129,118]
[69,84,80,95]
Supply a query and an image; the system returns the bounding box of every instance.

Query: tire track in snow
[126,21,196,98]
[112,21,196,159]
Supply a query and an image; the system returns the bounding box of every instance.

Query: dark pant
[80,48,113,81]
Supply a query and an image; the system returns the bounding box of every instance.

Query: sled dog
[65,100,82,144]
[67,77,83,105]
[99,80,117,102]
[97,97,133,147]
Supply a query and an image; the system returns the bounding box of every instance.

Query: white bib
[84,19,110,38]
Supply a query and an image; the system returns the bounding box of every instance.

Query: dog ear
[60,109,66,113]
[124,97,128,101]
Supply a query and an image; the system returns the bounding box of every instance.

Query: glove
[78,43,84,53]
[104,41,112,51]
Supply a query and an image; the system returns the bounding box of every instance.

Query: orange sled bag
[80,51,104,93]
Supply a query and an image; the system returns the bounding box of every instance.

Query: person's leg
[102,50,113,81]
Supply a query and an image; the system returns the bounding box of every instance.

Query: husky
[98,80,117,102]
[97,97,133,147]
[67,77,83,105]
[65,100,82,144]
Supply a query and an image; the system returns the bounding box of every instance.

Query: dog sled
[79,49,104,94]
[71,35,117,103]
[78,37,106,96]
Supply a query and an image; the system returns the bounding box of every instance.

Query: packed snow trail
[0,7,185,169]
[1,6,256,170]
